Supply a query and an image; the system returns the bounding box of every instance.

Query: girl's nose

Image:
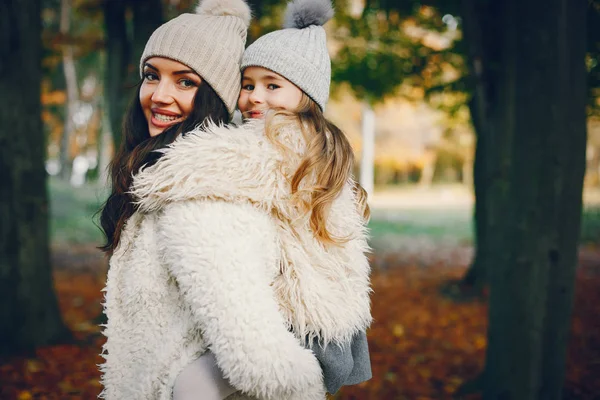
[249,88,264,104]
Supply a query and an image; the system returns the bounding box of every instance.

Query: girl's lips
[247,110,265,119]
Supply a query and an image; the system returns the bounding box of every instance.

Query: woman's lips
[150,109,181,127]
[151,114,180,128]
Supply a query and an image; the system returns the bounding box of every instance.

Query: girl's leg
[173,351,237,400]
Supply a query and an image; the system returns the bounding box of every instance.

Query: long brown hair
[265,94,370,245]
[99,82,228,254]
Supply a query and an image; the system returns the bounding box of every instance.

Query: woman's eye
[143,72,158,81]
[267,84,279,90]
[242,84,254,90]
[179,79,197,88]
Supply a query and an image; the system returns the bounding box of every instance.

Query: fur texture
[283,0,334,29]
[196,0,252,28]
[132,119,373,346]
[101,119,371,399]
[101,203,324,400]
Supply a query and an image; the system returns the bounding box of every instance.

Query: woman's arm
[157,200,324,400]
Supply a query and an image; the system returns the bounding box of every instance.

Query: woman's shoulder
[130,120,288,214]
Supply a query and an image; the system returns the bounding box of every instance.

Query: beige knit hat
[140,0,251,115]
[241,0,333,111]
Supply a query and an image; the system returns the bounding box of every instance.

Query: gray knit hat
[241,0,333,111]
[140,0,251,116]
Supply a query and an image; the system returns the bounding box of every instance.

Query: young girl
[130,0,373,398]
[99,1,327,399]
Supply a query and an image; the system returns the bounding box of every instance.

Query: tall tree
[59,0,79,180]
[476,0,587,398]
[0,0,70,356]
[457,0,504,291]
[102,0,163,149]
[103,0,130,148]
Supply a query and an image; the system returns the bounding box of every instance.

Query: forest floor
[1,243,599,400]
[1,183,599,399]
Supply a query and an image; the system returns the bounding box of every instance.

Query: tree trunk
[97,98,112,186]
[462,126,487,287]
[0,0,70,356]
[103,0,130,149]
[483,0,587,399]
[537,3,587,395]
[460,0,505,289]
[103,0,163,150]
[131,0,163,64]
[360,102,375,198]
[418,149,437,188]
[59,0,79,181]
[461,149,473,187]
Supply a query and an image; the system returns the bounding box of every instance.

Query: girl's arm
[157,200,325,400]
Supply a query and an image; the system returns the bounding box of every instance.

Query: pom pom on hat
[196,0,252,28]
[283,0,334,29]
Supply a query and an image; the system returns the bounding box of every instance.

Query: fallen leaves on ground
[1,247,599,399]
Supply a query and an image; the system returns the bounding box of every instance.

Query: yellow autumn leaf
[474,334,487,349]
[26,360,43,373]
[18,391,33,400]
[392,324,405,337]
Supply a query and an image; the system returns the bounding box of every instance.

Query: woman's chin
[148,122,177,137]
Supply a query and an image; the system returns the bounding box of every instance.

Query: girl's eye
[143,72,158,81]
[267,84,279,90]
[179,79,199,88]
[242,84,254,91]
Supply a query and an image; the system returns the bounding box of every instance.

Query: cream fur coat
[100,119,372,400]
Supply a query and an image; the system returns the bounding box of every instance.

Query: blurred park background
[1,0,600,399]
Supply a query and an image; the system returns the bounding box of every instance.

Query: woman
[99,1,325,399]
[129,0,373,398]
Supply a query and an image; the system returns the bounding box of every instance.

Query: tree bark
[460,0,505,289]
[59,0,79,181]
[536,0,587,398]
[483,0,587,398]
[131,0,163,64]
[103,0,130,149]
[103,0,163,149]
[97,98,112,186]
[0,0,70,356]
[418,149,437,188]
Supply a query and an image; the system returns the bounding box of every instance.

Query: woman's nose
[151,81,174,104]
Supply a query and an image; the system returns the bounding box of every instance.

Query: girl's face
[238,66,303,119]
[139,57,202,137]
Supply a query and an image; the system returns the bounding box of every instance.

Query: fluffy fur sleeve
[156,200,325,400]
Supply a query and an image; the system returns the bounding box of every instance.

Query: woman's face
[140,57,202,137]
[238,66,303,119]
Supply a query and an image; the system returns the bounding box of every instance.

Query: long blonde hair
[264,93,370,245]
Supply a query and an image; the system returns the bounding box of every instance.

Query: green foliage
[331,1,463,105]
[588,1,600,115]
[333,45,413,103]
